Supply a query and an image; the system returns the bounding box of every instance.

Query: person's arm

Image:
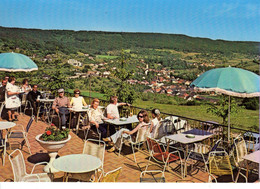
[82,98,87,106]
[88,110,99,128]
[150,121,154,133]
[70,98,74,107]
[52,98,58,112]
[123,122,142,135]
[67,97,71,108]
[118,102,131,106]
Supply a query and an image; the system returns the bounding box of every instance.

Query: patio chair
[0,131,7,166]
[208,150,235,183]
[233,135,249,182]
[8,115,35,155]
[146,137,183,178]
[186,138,222,174]
[69,139,105,182]
[84,124,101,141]
[50,109,61,129]
[140,170,165,182]
[99,167,122,182]
[9,149,51,182]
[118,124,151,162]
[23,100,34,117]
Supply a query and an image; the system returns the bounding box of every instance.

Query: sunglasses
[138,115,144,118]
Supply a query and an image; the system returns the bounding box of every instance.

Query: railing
[64,91,259,148]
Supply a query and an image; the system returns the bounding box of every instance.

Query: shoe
[107,147,116,152]
[12,119,16,122]
[107,141,114,147]
[102,137,111,142]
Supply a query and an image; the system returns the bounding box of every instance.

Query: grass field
[133,99,259,131]
[96,55,118,59]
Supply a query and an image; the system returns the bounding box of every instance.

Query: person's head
[32,84,38,92]
[1,80,7,86]
[8,76,15,84]
[4,76,9,81]
[58,88,64,97]
[22,79,29,86]
[74,89,80,97]
[110,96,118,104]
[137,110,149,123]
[91,98,100,109]
[151,108,160,119]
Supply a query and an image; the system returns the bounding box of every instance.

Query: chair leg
[84,129,89,141]
[24,137,32,155]
[131,142,137,163]
[2,145,6,166]
[118,137,124,157]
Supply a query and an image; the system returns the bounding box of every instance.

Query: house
[68,59,83,67]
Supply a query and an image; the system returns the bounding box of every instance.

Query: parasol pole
[228,95,231,142]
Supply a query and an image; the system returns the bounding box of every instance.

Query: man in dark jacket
[27,84,42,116]
[0,80,7,102]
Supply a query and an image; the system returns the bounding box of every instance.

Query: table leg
[69,111,72,129]
[246,160,249,179]
[76,113,80,135]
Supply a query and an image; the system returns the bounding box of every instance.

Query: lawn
[133,99,259,131]
[96,55,118,59]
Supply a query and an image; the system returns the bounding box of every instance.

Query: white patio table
[53,154,102,182]
[165,129,214,177]
[243,150,260,179]
[37,98,55,123]
[68,107,89,134]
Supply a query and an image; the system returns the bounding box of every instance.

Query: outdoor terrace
[0,114,259,183]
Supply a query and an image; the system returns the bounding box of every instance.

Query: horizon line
[1,25,259,43]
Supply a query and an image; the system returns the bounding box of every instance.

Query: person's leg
[58,108,66,126]
[109,125,116,136]
[98,123,107,139]
[7,110,12,121]
[11,110,15,120]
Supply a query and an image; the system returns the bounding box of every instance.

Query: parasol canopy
[0,52,38,72]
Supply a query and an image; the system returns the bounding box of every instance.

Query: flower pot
[35,134,71,173]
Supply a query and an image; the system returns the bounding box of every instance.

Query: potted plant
[35,126,71,173]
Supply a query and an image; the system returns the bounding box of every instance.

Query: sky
[0,0,259,42]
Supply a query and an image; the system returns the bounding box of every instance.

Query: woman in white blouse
[88,98,108,140]
[70,89,87,109]
[5,76,21,121]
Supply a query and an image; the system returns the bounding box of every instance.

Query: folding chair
[0,131,7,165]
[8,115,35,154]
[99,167,122,182]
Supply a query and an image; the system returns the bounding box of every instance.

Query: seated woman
[70,89,88,129]
[70,89,87,109]
[21,79,32,93]
[149,108,161,138]
[88,98,108,140]
[107,110,150,152]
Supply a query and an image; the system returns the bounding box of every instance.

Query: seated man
[0,80,7,103]
[27,84,42,116]
[52,88,71,128]
[106,96,131,131]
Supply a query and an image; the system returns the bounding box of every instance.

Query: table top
[53,154,102,173]
[0,121,16,130]
[243,150,260,164]
[68,107,90,112]
[39,99,55,103]
[104,115,138,126]
[165,129,213,144]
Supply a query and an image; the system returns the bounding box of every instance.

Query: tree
[207,95,238,125]
[114,49,137,103]
[46,59,74,91]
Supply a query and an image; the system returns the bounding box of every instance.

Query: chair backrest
[208,151,233,180]
[146,137,163,155]
[21,94,27,105]
[8,149,27,182]
[26,115,35,133]
[82,139,105,166]
[140,170,165,182]
[157,119,175,138]
[152,121,162,139]
[210,138,222,153]
[101,167,122,182]
[135,124,151,143]
[234,135,248,164]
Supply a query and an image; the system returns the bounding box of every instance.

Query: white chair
[8,115,35,154]
[23,100,34,116]
[9,149,51,182]
[0,101,5,118]
[119,124,151,162]
[69,139,105,181]
[0,131,7,166]
[140,170,165,182]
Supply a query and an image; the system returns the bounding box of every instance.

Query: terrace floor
[0,115,259,183]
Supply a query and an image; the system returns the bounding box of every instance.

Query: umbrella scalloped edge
[0,68,38,72]
[194,87,260,98]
